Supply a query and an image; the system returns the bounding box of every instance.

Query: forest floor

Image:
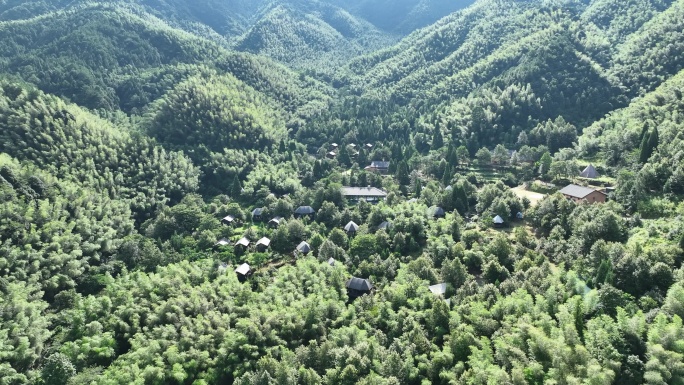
[511,186,546,206]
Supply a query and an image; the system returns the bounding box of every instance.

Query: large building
[341,186,388,202]
[560,184,607,204]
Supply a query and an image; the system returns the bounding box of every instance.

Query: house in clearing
[560,184,607,204]
[364,160,390,174]
[346,277,373,299]
[341,186,388,202]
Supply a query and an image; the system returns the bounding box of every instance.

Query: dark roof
[346,277,373,291]
[580,164,599,179]
[297,241,311,253]
[341,186,388,197]
[493,215,505,224]
[344,221,360,232]
[235,263,251,275]
[560,184,602,199]
[369,161,390,169]
[294,206,315,215]
[252,208,265,216]
[428,206,446,217]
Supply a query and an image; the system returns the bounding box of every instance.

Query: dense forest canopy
[1,0,684,384]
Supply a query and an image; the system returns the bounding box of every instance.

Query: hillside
[2,0,684,384]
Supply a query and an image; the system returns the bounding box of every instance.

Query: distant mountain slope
[0,3,334,119]
[234,3,392,69]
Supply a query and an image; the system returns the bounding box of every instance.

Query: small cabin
[296,241,311,255]
[326,151,337,159]
[346,277,373,299]
[214,238,231,248]
[252,208,265,222]
[255,237,271,252]
[268,216,283,228]
[560,184,607,204]
[234,237,250,250]
[344,221,359,235]
[294,206,315,218]
[235,263,252,282]
[364,160,390,174]
[221,215,236,226]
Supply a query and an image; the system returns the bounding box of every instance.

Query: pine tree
[231,175,242,198]
[431,126,444,150]
[639,133,651,163]
[397,161,410,185]
[442,163,453,186]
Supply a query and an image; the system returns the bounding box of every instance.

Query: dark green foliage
[1,0,684,384]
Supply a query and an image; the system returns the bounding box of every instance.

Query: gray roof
[560,184,601,199]
[295,206,315,215]
[344,221,360,232]
[256,237,271,247]
[297,241,311,253]
[327,258,336,266]
[429,206,446,217]
[429,283,447,295]
[235,238,250,247]
[346,277,373,291]
[370,161,390,169]
[580,164,599,179]
[493,215,505,224]
[341,186,388,197]
[378,221,391,230]
[269,216,283,224]
[252,208,264,216]
[235,263,251,275]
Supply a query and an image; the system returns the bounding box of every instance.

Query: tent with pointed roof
[344,221,359,233]
[429,283,447,295]
[251,208,265,221]
[346,277,373,298]
[214,238,230,247]
[294,206,315,217]
[580,164,599,179]
[378,221,392,231]
[428,206,446,218]
[493,215,505,225]
[296,241,311,254]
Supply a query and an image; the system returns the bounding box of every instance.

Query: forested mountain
[2,0,684,384]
